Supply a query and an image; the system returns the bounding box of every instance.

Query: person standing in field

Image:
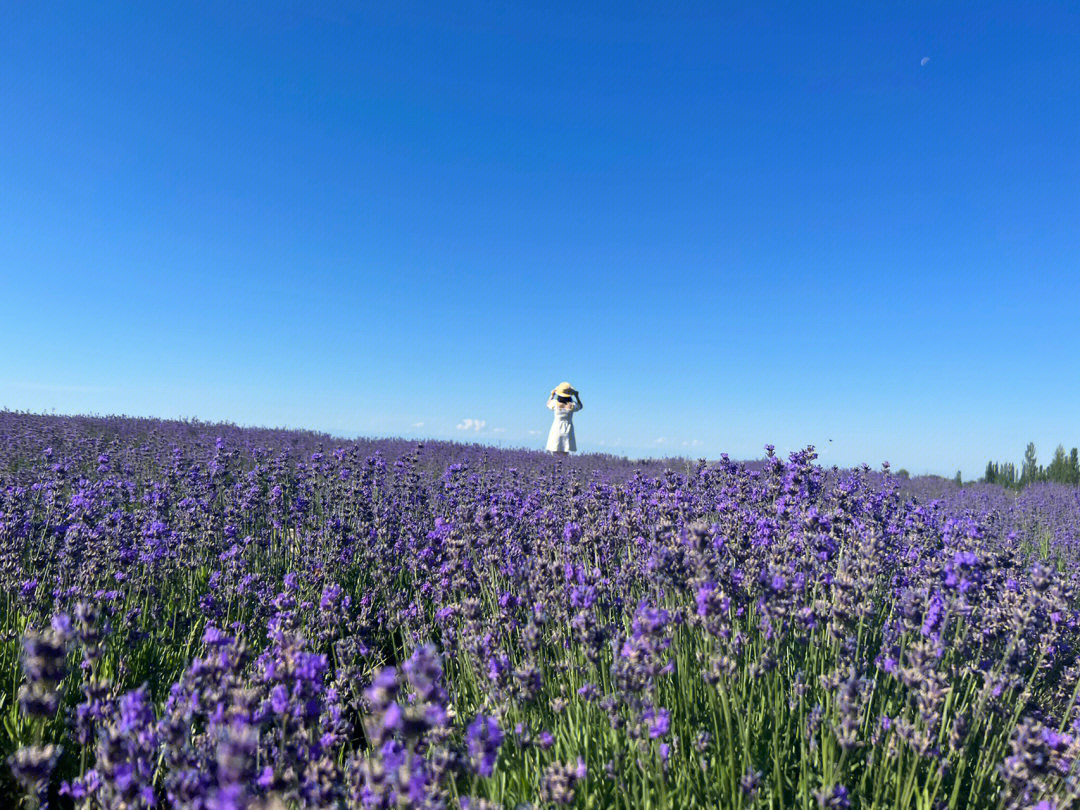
[546,382,583,455]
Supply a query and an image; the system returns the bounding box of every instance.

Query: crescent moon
[921,57,930,66]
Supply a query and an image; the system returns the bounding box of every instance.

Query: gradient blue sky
[3,2,1079,476]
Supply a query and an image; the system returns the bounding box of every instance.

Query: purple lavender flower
[466,714,503,777]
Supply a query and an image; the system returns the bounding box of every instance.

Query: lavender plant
[1,411,1079,809]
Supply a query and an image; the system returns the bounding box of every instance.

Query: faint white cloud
[654,437,668,445]
[492,427,506,434]
[528,429,540,435]
[412,422,424,428]
[456,418,486,432]
[681,439,702,447]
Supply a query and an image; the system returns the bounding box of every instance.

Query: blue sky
[2,1,1078,476]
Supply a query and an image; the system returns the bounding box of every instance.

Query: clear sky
[2,2,1078,476]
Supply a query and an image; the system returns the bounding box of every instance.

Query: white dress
[545,399,582,452]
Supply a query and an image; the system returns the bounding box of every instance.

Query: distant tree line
[983,442,1080,488]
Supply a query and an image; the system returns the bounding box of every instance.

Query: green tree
[998,462,1017,488]
[1048,445,1069,484]
[983,460,996,484]
[1070,448,1080,486]
[954,469,962,486]
[1021,442,1038,486]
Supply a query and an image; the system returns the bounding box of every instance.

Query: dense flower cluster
[1,411,1079,808]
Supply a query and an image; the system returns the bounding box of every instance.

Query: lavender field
[3,412,1080,810]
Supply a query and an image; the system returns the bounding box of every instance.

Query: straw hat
[554,382,578,397]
